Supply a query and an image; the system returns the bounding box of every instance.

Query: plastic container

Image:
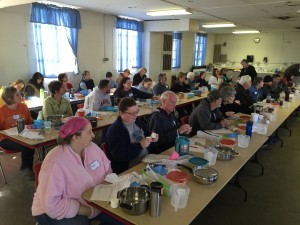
[170,184,190,212]
[166,171,188,184]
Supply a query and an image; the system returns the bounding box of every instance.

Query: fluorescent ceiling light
[232,30,260,34]
[202,23,236,28]
[147,9,191,16]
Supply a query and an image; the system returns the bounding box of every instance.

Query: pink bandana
[58,116,89,138]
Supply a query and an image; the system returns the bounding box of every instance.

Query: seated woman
[32,116,118,225]
[235,75,254,114]
[249,77,264,102]
[187,72,197,90]
[105,98,158,174]
[78,71,95,92]
[0,79,26,106]
[58,73,73,91]
[43,81,73,119]
[0,87,34,179]
[219,86,241,118]
[208,68,223,90]
[220,68,232,83]
[25,72,45,97]
[132,67,147,86]
[138,78,155,95]
[171,72,190,93]
[114,77,153,102]
[195,71,209,88]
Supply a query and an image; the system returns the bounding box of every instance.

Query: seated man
[105,98,158,174]
[270,74,287,99]
[84,79,112,111]
[148,91,192,154]
[235,75,254,114]
[153,73,169,96]
[189,90,229,136]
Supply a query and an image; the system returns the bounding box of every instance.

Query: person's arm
[43,98,54,120]
[65,100,73,117]
[148,112,178,147]
[132,87,153,99]
[38,165,82,220]
[80,82,87,91]
[106,123,142,162]
[196,107,222,130]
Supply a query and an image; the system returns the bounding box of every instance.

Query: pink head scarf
[58,116,90,138]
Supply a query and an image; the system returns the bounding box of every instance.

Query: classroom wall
[214,32,300,72]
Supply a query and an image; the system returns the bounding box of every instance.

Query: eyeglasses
[125,109,140,116]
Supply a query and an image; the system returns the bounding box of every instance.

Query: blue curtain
[116,17,143,32]
[30,2,80,76]
[194,33,207,66]
[116,17,143,71]
[172,32,182,68]
[30,2,81,28]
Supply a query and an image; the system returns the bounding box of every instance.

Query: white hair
[239,75,251,85]
[161,91,177,101]
[187,72,195,79]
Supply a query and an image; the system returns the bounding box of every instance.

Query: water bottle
[246,121,253,137]
[149,182,163,218]
[40,88,45,99]
[16,117,25,134]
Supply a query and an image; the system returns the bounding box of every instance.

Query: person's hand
[178,124,192,135]
[78,204,92,217]
[220,119,230,128]
[234,100,241,105]
[225,111,235,117]
[140,137,151,148]
[153,96,160,100]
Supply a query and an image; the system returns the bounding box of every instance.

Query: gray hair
[220,86,236,99]
[161,91,177,101]
[239,75,251,85]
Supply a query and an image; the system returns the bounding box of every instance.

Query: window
[32,23,77,78]
[30,3,81,78]
[172,32,182,68]
[116,17,143,72]
[194,33,207,66]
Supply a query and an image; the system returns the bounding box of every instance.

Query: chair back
[180,115,190,125]
[100,143,108,156]
[0,147,21,154]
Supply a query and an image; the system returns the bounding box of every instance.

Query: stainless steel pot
[177,164,218,185]
[118,187,150,215]
[213,145,239,161]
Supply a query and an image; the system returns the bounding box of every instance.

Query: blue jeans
[35,213,126,225]
[35,214,89,225]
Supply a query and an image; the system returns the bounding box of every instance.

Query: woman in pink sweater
[32,116,115,225]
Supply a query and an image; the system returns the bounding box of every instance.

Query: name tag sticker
[90,160,101,171]
[13,115,20,120]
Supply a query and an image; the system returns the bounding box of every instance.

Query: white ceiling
[1,0,300,33]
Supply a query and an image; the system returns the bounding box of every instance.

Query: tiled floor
[0,116,300,225]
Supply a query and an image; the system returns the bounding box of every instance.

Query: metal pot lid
[194,168,218,178]
[189,157,208,167]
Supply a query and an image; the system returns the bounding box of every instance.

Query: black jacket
[148,108,179,154]
[239,65,257,81]
[171,82,190,93]
[105,116,150,174]
[235,84,254,114]
[78,79,95,91]
[133,73,146,86]
[220,102,241,118]
[113,86,153,100]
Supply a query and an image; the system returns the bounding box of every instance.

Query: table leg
[229,171,247,202]
[279,119,292,137]
[248,152,264,176]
